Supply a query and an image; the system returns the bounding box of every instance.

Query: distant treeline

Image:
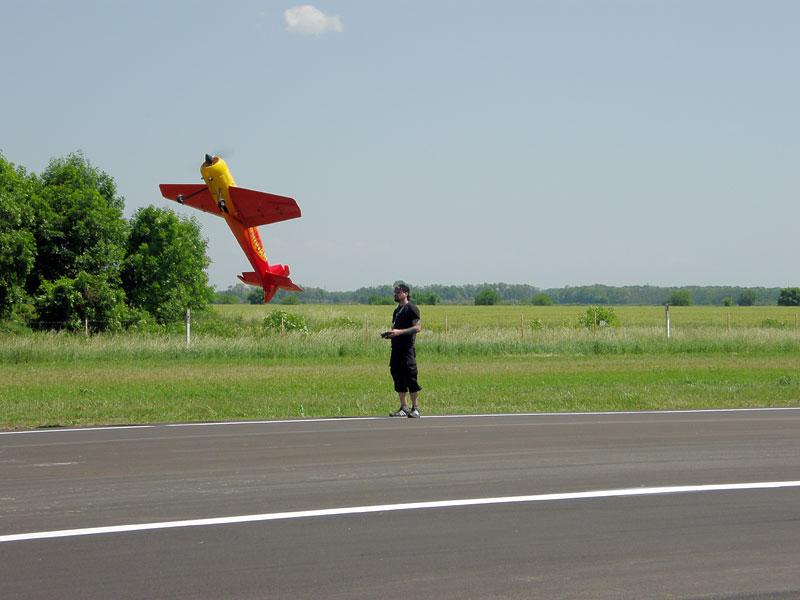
[216,282,785,306]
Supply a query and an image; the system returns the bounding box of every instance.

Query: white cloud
[284,5,343,36]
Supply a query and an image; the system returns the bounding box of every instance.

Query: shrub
[262,309,308,333]
[367,294,393,305]
[326,316,360,329]
[577,306,620,328]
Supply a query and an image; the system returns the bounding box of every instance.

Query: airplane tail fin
[237,269,302,303]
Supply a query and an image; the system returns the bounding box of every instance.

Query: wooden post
[665,304,670,339]
[727,312,731,332]
[85,317,89,337]
[185,309,190,349]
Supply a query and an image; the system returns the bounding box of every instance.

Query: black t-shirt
[391,302,420,353]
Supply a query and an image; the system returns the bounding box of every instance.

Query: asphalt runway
[2,409,800,599]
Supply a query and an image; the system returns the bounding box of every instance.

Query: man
[386,284,422,418]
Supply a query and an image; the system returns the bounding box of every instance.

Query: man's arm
[389,319,420,337]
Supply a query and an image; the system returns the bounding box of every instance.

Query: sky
[1,1,797,292]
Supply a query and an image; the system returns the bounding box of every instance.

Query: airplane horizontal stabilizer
[263,272,303,293]
[228,187,301,228]
[159,184,219,217]
[237,272,262,287]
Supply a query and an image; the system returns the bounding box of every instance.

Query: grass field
[216,303,800,330]
[1,304,799,429]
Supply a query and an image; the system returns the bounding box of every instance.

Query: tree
[122,206,214,323]
[737,290,758,306]
[414,291,440,305]
[664,290,692,306]
[531,293,553,306]
[30,152,127,292]
[34,272,128,331]
[778,288,800,306]
[0,155,36,319]
[475,288,501,305]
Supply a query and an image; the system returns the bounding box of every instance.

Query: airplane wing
[159,184,220,217]
[229,187,301,228]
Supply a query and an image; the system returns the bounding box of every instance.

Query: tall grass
[1,323,799,365]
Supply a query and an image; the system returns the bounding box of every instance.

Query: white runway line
[2,407,800,436]
[2,480,799,544]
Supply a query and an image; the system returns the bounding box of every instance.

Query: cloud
[284,5,343,35]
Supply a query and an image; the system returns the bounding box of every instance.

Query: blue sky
[2,1,797,292]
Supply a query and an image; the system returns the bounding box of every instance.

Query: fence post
[727,312,731,332]
[185,309,191,348]
[85,317,89,338]
[665,304,670,339]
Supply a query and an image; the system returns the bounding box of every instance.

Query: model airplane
[160,154,302,303]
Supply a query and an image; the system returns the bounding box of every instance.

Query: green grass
[1,305,799,429]
[216,303,800,329]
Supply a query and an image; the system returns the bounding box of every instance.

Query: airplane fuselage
[200,158,271,285]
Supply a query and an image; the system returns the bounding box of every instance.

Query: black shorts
[389,349,421,394]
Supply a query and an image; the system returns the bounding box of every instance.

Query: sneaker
[408,407,420,418]
[390,406,411,417]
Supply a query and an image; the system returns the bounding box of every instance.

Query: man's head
[393,284,410,303]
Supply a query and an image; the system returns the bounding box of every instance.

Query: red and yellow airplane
[160,154,302,303]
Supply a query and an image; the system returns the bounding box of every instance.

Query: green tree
[531,293,553,306]
[475,288,501,305]
[664,290,692,306]
[0,155,37,319]
[122,206,214,323]
[737,290,758,306]
[414,291,440,305]
[30,152,127,292]
[777,288,800,306]
[34,272,128,331]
